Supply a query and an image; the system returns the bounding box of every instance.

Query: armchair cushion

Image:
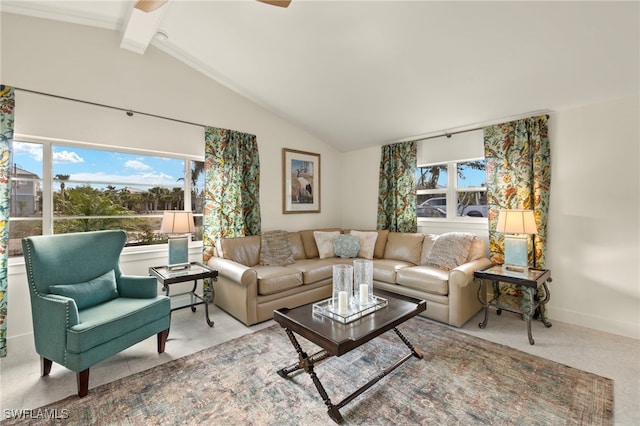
[68,297,170,353]
[50,269,118,310]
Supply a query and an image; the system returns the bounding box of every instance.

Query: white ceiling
[2,0,639,152]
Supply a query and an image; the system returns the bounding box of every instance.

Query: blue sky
[13,142,188,189]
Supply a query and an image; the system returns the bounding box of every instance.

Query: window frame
[10,135,204,256]
[416,157,487,222]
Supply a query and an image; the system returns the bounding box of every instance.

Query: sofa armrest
[447,257,492,328]
[449,258,493,288]
[32,294,79,364]
[118,275,159,298]
[208,257,258,288]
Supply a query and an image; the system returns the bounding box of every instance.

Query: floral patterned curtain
[484,115,551,267]
[0,86,15,357]
[377,141,417,233]
[484,116,551,316]
[202,127,261,265]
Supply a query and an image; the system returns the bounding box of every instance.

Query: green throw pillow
[334,234,360,258]
[49,269,119,309]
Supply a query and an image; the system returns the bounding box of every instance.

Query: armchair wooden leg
[77,369,90,398]
[157,329,169,353]
[40,357,52,377]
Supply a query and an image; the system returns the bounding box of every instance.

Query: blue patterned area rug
[5,317,612,425]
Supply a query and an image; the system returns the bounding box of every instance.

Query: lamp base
[503,234,529,276]
[167,235,189,269]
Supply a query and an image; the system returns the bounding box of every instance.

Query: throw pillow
[424,232,477,271]
[313,231,340,259]
[350,230,378,259]
[259,230,295,266]
[334,234,360,258]
[49,269,119,310]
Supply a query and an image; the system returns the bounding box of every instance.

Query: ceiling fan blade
[134,0,168,13]
[257,0,292,8]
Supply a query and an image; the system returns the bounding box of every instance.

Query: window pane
[416,166,447,190]
[457,191,488,217]
[457,160,486,189]
[53,217,167,245]
[11,142,43,218]
[52,146,185,216]
[9,219,43,256]
[417,194,447,217]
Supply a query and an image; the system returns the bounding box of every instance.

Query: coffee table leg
[393,327,423,359]
[278,328,343,423]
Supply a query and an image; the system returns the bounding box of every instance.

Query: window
[9,140,204,257]
[416,159,486,220]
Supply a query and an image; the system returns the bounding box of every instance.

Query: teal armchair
[22,230,171,397]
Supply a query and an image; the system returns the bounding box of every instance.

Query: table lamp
[496,209,537,274]
[160,211,195,270]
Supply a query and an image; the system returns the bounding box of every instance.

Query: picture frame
[283,148,320,214]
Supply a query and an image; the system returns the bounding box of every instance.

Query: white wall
[547,95,639,339]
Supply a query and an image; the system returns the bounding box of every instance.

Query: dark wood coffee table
[273,290,426,424]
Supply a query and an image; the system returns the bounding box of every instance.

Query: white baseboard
[547,306,640,340]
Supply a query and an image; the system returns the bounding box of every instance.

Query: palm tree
[54,174,70,214]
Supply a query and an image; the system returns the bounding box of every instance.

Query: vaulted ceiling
[2,1,638,151]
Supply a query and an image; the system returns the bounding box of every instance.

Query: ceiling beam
[120,1,169,55]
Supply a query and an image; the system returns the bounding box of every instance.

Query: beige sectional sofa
[207,228,491,327]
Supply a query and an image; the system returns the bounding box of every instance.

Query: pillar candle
[359,284,368,305]
[338,291,348,315]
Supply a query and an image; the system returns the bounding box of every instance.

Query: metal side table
[474,264,552,345]
[149,262,218,327]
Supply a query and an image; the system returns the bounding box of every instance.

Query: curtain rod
[14,87,208,130]
[14,86,550,142]
[398,112,551,143]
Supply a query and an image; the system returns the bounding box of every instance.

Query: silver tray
[312,295,388,324]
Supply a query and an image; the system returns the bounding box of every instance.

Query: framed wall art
[282,148,320,214]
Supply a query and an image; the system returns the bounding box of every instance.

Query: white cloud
[54,150,84,164]
[70,171,178,187]
[125,159,152,171]
[13,141,43,161]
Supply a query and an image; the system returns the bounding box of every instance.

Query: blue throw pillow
[334,234,360,258]
[49,269,119,309]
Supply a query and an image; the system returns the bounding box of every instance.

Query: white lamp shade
[160,211,195,235]
[496,210,538,234]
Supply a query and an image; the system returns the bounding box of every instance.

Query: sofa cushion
[334,234,360,258]
[372,259,414,284]
[424,232,476,271]
[288,232,307,260]
[259,230,295,266]
[397,266,450,295]
[50,269,118,310]
[420,234,439,265]
[254,266,303,295]
[373,230,389,259]
[467,236,485,262]
[219,235,261,266]
[384,233,425,265]
[313,231,341,259]
[350,230,378,259]
[288,258,335,284]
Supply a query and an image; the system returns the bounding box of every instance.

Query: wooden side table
[474,264,552,345]
[149,261,218,327]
